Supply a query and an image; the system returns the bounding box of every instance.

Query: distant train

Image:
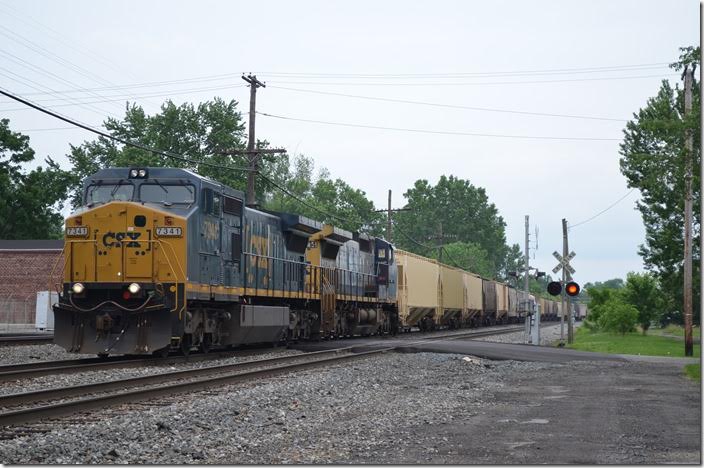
[52,167,573,356]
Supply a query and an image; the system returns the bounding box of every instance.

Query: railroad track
[0,324,526,382]
[0,335,54,346]
[0,325,528,429]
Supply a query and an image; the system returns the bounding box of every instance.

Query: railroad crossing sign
[552,250,576,275]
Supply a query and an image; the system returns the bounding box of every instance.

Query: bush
[598,301,639,335]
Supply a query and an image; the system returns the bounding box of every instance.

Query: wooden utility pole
[682,64,695,357]
[220,75,286,208]
[563,218,574,344]
[244,74,264,206]
[387,190,392,242]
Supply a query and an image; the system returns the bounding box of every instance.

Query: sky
[0,0,699,284]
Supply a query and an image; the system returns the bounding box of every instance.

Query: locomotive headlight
[130,169,139,178]
[72,283,85,294]
[138,169,147,178]
[128,283,141,294]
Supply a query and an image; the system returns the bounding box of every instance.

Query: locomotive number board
[156,227,182,237]
[66,226,88,237]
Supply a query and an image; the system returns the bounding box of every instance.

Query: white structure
[35,291,57,331]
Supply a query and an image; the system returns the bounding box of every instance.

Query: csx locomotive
[53,167,566,356]
[53,167,397,356]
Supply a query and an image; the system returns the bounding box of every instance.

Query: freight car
[52,167,397,356]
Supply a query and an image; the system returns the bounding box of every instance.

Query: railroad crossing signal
[547,280,581,296]
[552,250,576,275]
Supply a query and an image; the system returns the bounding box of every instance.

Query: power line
[568,188,637,229]
[268,85,625,122]
[252,62,670,78]
[0,86,252,174]
[0,83,247,112]
[264,74,677,87]
[0,85,360,229]
[257,111,620,142]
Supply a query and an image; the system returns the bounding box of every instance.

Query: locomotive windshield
[86,183,134,205]
[140,183,195,204]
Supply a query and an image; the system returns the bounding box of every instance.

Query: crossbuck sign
[552,251,576,275]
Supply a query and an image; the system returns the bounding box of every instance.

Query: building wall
[0,251,64,324]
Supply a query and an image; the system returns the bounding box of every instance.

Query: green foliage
[263,155,384,235]
[584,278,624,290]
[597,300,639,336]
[584,286,621,327]
[621,272,665,334]
[393,175,510,279]
[429,241,493,278]
[0,119,73,239]
[619,46,701,325]
[568,327,701,358]
[67,98,252,207]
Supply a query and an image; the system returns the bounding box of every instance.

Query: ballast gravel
[474,322,581,345]
[0,343,78,366]
[0,350,699,464]
[0,349,304,396]
[0,352,546,464]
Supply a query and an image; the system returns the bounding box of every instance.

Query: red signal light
[565,282,580,297]
[122,290,131,300]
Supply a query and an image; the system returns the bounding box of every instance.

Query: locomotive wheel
[180,334,192,356]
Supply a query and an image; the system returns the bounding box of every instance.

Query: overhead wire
[267,85,626,122]
[568,188,637,229]
[0,86,360,228]
[263,74,677,87]
[257,111,620,141]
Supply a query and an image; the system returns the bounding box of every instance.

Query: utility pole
[524,215,531,343]
[244,74,264,206]
[374,192,411,243]
[219,75,286,208]
[425,222,457,264]
[562,218,574,344]
[387,190,392,242]
[682,64,695,357]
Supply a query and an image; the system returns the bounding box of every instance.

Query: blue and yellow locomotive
[53,167,398,356]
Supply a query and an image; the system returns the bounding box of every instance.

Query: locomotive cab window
[140,183,195,205]
[85,183,134,205]
[201,188,222,216]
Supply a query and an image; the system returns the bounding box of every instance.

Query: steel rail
[0,347,381,426]
[0,348,285,382]
[0,324,537,426]
[0,335,54,346]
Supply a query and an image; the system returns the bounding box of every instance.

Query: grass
[684,363,701,381]
[566,327,701,358]
[650,324,701,338]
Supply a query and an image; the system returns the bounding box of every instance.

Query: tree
[621,272,664,334]
[598,299,639,336]
[584,286,622,330]
[430,241,493,278]
[67,98,253,207]
[393,175,509,278]
[584,278,624,290]
[619,46,701,324]
[0,119,73,239]
[263,154,384,235]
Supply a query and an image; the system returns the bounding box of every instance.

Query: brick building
[0,240,64,325]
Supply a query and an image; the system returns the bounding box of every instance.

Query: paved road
[293,337,626,363]
[411,359,701,464]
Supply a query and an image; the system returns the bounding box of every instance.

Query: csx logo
[102,231,141,247]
